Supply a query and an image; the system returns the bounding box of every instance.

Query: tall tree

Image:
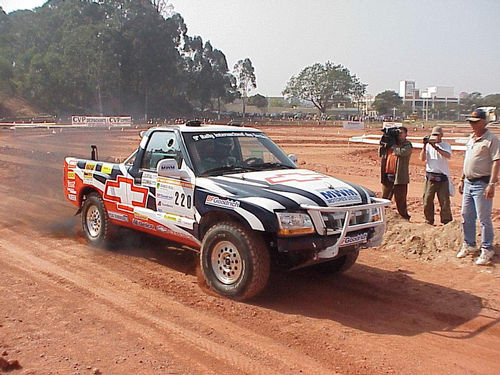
[372,90,402,116]
[459,92,483,114]
[283,61,366,114]
[233,58,256,117]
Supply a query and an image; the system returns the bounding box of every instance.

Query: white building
[399,80,459,120]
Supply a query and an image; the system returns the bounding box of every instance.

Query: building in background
[399,80,459,120]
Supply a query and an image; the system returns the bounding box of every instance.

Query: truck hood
[196,169,368,210]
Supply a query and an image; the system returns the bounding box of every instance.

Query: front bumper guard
[300,197,391,259]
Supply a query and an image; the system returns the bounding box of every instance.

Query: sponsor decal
[164,214,181,222]
[158,159,177,173]
[67,181,75,189]
[132,218,154,230]
[141,171,157,187]
[192,132,267,142]
[157,192,174,200]
[157,200,174,212]
[68,194,77,201]
[157,176,193,190]
[134,212,149,220]
[101,163,113,175]
[156,225,169,233]
[319,188,360,204]
[104,176,148,208]
[67,171,75,180]
[67,188,77,195]
[85,162,96,171]
[83,171,93,182]
[265,172,329,184]
[68,160,78,168]
[205,195,240,209]
[340,232,368,246]
[108,211,128,223]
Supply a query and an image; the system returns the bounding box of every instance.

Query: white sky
[2,0,500,97]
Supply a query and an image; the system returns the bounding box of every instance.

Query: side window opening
[141,132,181,171]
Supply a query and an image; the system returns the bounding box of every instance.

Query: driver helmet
[214,137,234,158]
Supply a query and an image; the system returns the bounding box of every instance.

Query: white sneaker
[456,243,476,258]
[475,248,495,265]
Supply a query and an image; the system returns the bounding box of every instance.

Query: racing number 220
[175,192,192,209]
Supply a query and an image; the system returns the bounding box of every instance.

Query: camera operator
[419,126,452,225]
[379,126,413,220]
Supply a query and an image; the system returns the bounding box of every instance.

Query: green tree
[459,92,483,114]
[372,90,402,116]
[282,61,366,114]
[247,94,268,109]
[233,58,256,117]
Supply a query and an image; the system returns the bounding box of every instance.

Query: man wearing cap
[419,126,452,225]
[456,108,500,265]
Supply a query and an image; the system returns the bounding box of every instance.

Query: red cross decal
[265,172,329,184]
[104,176,148,207]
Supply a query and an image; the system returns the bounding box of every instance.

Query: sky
[2,0,499,97]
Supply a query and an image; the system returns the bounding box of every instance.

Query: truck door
[135,130,196,234]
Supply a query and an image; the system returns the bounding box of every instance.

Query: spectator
[379,126,413,220]
[419,126,452,225]
[456,108,500,265]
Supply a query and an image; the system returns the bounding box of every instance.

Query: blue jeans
[461,180,494,250]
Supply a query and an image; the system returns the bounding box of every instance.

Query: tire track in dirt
[0,228,339,375]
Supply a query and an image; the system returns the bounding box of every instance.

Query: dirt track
[1,125,499,375]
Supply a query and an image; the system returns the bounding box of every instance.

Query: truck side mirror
[157,158,190,180]
[91,145,98,161]
[288,154,297,164]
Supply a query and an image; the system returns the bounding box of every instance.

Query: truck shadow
[256,263,487,337]
[43,221,488,338]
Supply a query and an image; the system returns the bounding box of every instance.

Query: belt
[466,176,490,183]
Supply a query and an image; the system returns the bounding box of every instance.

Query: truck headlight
[276,212,315,236]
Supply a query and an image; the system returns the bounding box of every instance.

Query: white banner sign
[342,121,364,130]
[72,116,132,127]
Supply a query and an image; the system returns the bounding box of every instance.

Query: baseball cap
[431,126,443,135]
[467,108,487,122]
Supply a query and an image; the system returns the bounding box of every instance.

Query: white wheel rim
[86,206,101,238]
[211,240,244,284]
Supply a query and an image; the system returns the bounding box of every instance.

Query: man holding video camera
[379,126,412,220]
[419,126,452,225]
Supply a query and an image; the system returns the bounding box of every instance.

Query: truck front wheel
[81,193,111,247]
[200,223,270,301]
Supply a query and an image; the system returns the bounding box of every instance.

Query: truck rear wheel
[200,222,270,300]
[81,193,111,247]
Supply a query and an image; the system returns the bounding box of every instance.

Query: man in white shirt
[419,126,452,225]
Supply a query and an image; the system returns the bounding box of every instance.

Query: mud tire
[200,222,270,300]
[81,193,112,247]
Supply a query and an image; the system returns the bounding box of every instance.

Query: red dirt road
[0,125,499,375]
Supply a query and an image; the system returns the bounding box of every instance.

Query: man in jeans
[419,126,452,225]
[379,127,413,220]
[456,108,500,265]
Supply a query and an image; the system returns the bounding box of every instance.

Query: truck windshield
[183,131,296,176]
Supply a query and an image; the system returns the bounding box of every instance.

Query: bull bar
[300,197,391,259]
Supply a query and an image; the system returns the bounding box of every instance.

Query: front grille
[322,209,371,232]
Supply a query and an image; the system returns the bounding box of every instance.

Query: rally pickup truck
[64,121,390,300]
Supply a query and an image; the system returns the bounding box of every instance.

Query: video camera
[380,127,400,148]
[423,135,438,144]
